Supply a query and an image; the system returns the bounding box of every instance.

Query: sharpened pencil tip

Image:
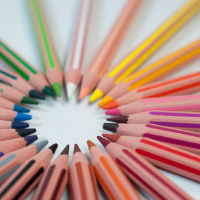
[98,95,113,107]
[87,140,96,149]
[107,116,128,123]
[97,136,110,148]
[24,135,38,146]
[13,104,30,113]
[14,113,32,121]
[90,89,103,102]
[49,143,58,154]
[16,128,36,137]
[103,123,119,132]
[105,108,121,116]
[21,96,39,105]
[79,87,90,100]
[29,90,45,100]
[52,82,62,97]
[66,83,77,99]
[102,134,120,142]
[35,140,48,152]
[11,122,29,129]
[43,86,55,97]
[102,101,119,110]
[74,144,81,154]
[61,145,70,155]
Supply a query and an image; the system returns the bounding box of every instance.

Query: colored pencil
[0,140,48,184]
[33,145,69,200]
[0,83,38,105]
[28,0,63,97]
[0,120,29,129]
[98,136,193,200]
[79,0,142,100]
[103,123,200,154]
[0,67,45,100]
[87,140,141,200]
[96,38,200,105]
[0,128,36,142]
[103,71,200,110]
[0,97,30,113]
[103,136,200,182]
[69,144,99,200]
[64,0,92,99]
[107,110,200,132]
[0,41,55,97]
[0,143,58,200]
[0,107,31,122]
[106,94,200,116]
[0,135,38,157]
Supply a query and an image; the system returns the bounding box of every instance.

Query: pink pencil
[98,136,193,200]
[64,0,92,99]
[107,110,200,132]
[103,122,200,154]
[106,94,200,116]
[102,136,200,182]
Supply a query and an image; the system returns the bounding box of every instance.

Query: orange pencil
[0,140,48,184]
[79,0,142,100]
[104,71,200,110]
[0,120,29,129]
[33,145,69,200]
[69,144,99,200]
[98,136,193,200]
[0,143,58,200]
[103,136,200,182]
[0,83,38,105]
[0,135,38,157]
[87,140,141,200]
[0,128,36,141]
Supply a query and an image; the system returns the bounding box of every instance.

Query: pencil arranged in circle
[79,0,142,100]
[97,136,194,200]
[28,0,63,97]
[0,140,48,184]
[64,0,92,99]
[0,97,30,113]
[87,140,141,200]
[106,94,200,116]
[0,128,36,142]
[0,135,38,157]
[0,143,58,200]
[99,39,200,106]
[0,83,38,105]
[0,41,55,97]
[0,107,31,122]
[0,67,45,100]
[103,123,200,154]
[0,120,29,129]
[103,136,200,182]
[33,145,69,200]
[69,144,99,200]
[107,111,200,132]
[103,71,200,110]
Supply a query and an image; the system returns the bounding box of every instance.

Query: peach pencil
[98,38,200,106]
[0,41,55,97]
[103,136,200,182]
[69,144,99,200]
[0,140,48,184]
[79,0,142,100]
[87,140,141,200]
[0,120,29,129]
[0,128,36,142]
[0,83,38,105]
[107,111,200,132]
[98,136,193,200]
[103,71,200,110]
[64,0,92,99]
[0,97,30,113]
[103,123,200,154]
[0,67,45,100]
[33,145,69,200]
[28,0,63,97]
[106,94,200,116]
[0,135,38,157]
[0,107,31,122]
[0,143,58,200]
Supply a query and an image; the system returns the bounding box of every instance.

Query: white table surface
[0,0,200,199]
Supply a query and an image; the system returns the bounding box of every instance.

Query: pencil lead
[61,145,70,155]
[24,135,38,146]
[79,87,90,100]
[97,136,110,148]
[66,83,77,99]
[102,101,119,110]
[98,95,113,107]
[87,140,96,150]
[14,113,32,121]
[90,89,103,102]
[74,144,81,154]
[21,96,39,105]
[52,82,62,97]
[11,122,29,129]
[103,123,119,132]
[43,85,55,97]
[29,90,45,100]
[13,105,30,113]
[105,108,121,116]
[35,140,48,152]
[107,116,128,123]
[49,143,58,154]
[16,128,36,137]
[102,134,120,142]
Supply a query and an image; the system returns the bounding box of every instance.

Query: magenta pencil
[106,94,200,116]
[97,136,193,200]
